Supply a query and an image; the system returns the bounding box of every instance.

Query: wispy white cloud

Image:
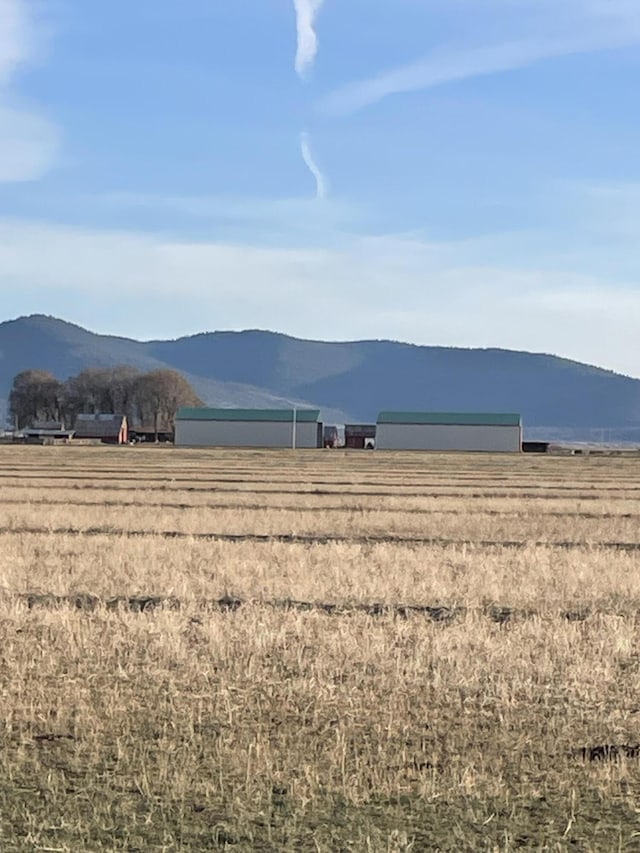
[0,0,30,83]
[293,0,324,78]
[101,191,360,239]
[299,132,327,199]
[0,0,59,181]
[318,2,640,115]
[0,105,59,182]
[2,211,639,376]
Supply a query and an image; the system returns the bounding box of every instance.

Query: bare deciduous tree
[62,367,142,423]
[9,370,63,429]
[133,369,203,440]
[9,366,202,437]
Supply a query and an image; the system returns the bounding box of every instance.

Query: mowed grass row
[4,501,640,544]
[2,602,640,850]
[5,488,640,519]
[2,445,640,850]
[2,445,640,488]
[3,530,640,608]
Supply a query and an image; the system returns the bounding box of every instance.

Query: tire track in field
[10,592,600,625]
[2,472,640,492]
[0,497,637,521]
[10,593,626,629]
[3,525,640,551]
[0,482,637,500]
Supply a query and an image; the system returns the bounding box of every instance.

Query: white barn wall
[175,419,319,448]
[376,423,521,452]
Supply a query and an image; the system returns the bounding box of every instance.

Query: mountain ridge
[1,314,639,437]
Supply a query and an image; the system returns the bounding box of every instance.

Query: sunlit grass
[1,446,640,851]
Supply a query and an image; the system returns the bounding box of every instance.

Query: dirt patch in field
[577,744,640,762]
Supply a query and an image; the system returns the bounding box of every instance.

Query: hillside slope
[0,316,334,421]
[148,331,640,428]
[1,315,639,434]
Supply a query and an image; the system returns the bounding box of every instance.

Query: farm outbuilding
[345,424,376,449]
[23,421,75,444]
[74,414,128,444]
[375,412,522,452]
[174,408,323,448]
[522,441,550,454]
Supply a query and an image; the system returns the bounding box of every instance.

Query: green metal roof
[176,407,321,423]
[377,411,521,426]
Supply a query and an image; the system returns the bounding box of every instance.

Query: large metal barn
[375,411,522,452]
[174,408,323,448]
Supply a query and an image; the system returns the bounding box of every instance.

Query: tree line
[9,367,203,437]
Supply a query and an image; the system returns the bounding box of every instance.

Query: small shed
[174,408,323,448]
[323,425,339,448]
[24,421,75,444]
[376,412,522,452]
[345,424,376,449]
[128,427,173,444]
[74,414,128,445]
[522,441,550,454]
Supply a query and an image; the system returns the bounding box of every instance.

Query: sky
[1,0,640,376]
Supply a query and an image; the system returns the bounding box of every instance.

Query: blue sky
[1,0,640,376]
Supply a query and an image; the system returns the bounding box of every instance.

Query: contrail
[293,0,324,78]
[300,132,327,199]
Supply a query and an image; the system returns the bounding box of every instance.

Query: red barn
[74,414,128,444]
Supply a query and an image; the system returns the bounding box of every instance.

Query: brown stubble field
[1,447,640,851]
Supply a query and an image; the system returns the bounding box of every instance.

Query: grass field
[2,445,640,851]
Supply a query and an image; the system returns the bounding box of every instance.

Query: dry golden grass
[1,445,640,851]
